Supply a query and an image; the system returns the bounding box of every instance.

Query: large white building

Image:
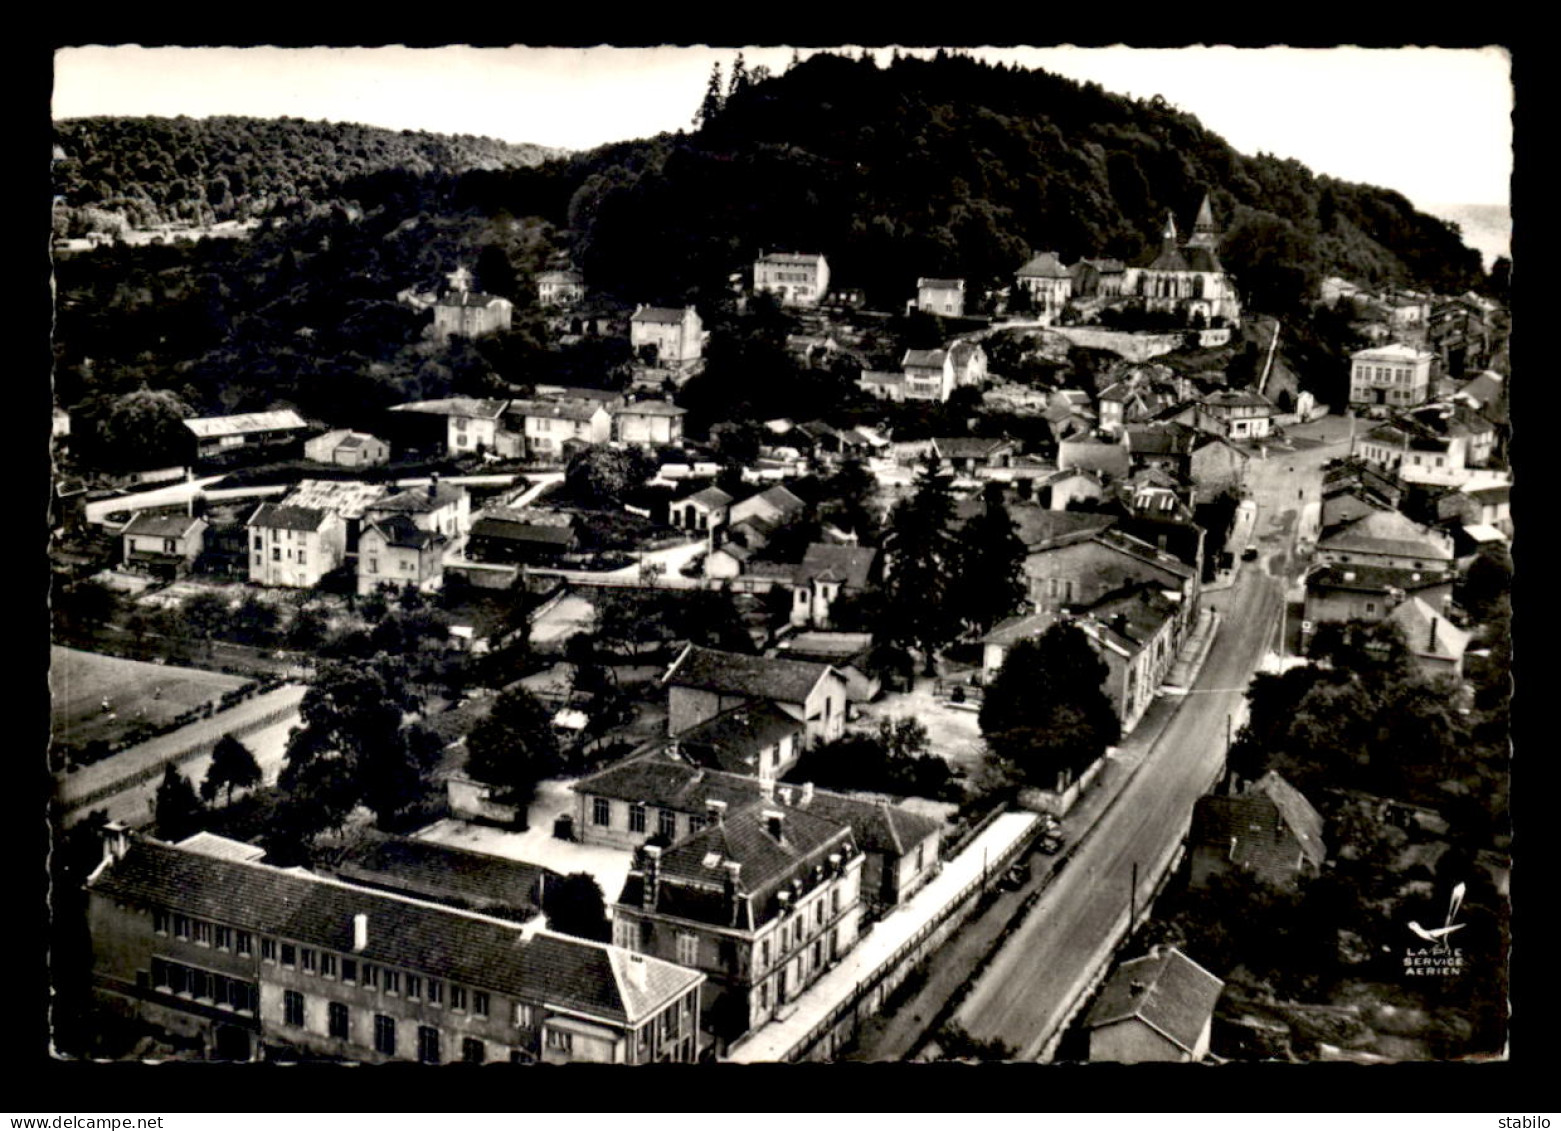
[1349,343,1435,416]
[754,252,830,306]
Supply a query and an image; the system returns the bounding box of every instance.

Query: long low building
[86,828,705,1065]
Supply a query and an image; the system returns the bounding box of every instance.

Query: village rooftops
[506,398,606,423]
[391,397,509,419]
[1387,596,1472,665]
[577,751,762,812]
[1307,563,1451,594]
[917,277,964,289]
[663,644,840,707]
[1007,508,1117,550]
[795,544,877,589]
[90,835,700,1025]
[121,511,203,539]
[739,484,806,518]
[363,514,440,550]
[247,502,332,533]
[436,291,509,309]
[932,436,1014,461]
[1084,946,1225,1056]
[285,478,388,518]
[1201,388,1276,410]
[1318,510,1453,562]
[327,830,557,922]
[369,482,466,515]
[1191,771,1326,871]
[1077,583,1183,655]
[183,410,308,439]
[680,486,735,509]
[1017,252,1070,278]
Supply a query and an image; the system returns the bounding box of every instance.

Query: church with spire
[1128,194,1242,325]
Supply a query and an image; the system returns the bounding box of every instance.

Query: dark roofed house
[357,514,446,597]
[676,702,808,782]
[729,484,806,529]
[1085,946,1225,1063]
[791,544,879,629]
[1190,771,1326,890]
[931,436,1017,474]
[247,502,346,588]
[671,485,734,533]
[790,782,943,915]
[664,645,849,745]
[467,508,578,564]
[613,795,864,1045]
[85,830,704,1064]
[121,511,208,579]
[433,266,514,340]
[572,752,765,850]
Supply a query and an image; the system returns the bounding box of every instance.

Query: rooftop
[611,400,686,418]
[795,544,877,589]
[1016,252,1070,279]
[121,511,203,539]
[664,644,840,708]
[328,830,557,921]
[675,702,807,776]
[183,410,308,440]
[247,502,331,533]
[391,398,509,420]
[1387,596,1473,663]
[631,306,693,325]
[1084,946,1225,1055]
[1191,771,1327,872]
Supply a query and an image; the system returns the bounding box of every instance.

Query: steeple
[446,265,474,294]
[1162,211,1179,244]
[1187,193,1219,249]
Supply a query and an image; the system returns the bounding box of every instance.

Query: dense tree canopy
[880,459,962,669]
[463,686,563,815]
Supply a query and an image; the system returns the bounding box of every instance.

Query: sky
[53,45,1512,210]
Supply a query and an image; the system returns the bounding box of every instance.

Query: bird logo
[1408,882,1466,945]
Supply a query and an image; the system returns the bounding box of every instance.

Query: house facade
[363,479,470,541]
[790,544,878,629]
[1014,252,1073,318]
[246,503,346,588]
[505,399,613,461]
[390,399,518,459]
[671,486,734,533]
[754,253,830,306]
[85,830,704,1065]
[432,267,514,340]
[357,516,444,597]
[121,512,207,579]
[630,306,705,370]
[1349,343,1435,415]
[613,800,864,1046]
[536,270,586,308]
[611,401,686,447]
[1130,198,1242,325]
[304,430,390,468]
[901,349,954,403]
[664,644,849,745]
[1189,771,1326,890]
[915,278,965,317]
[1197,389,1277,441]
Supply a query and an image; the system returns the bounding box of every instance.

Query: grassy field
[50,645,250,749]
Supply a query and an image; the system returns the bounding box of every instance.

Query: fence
[61,698,301,817]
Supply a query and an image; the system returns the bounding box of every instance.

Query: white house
[246,503,347,588]
[754,252,830,306]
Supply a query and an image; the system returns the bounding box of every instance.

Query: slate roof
[793,790,942,858]
[1319,510,1452,562]
[933,436,1013,461]
[664,645,839,707]
[1016,252,1070,278]
[1125,421,1202,456]
[122,512,202,539]
[1085,947,1225,1055]
[391,398,509,420]
[283,479,388,518]
[1008,507,1116,550]
[1320,491,1390,534]
[363,514,440,551]
[471,515,577,548]
[611,400,686,418]
[1387,596,1472,664]
[681,486,734,509]
[917,277,964,290]
[738,484,806,520]
[90,836,699,1024]
[1202,389,1276,411]
[1353,342,1434,363]
[537,270,583,284]
[183,410,308,439]
[247,502,331,533]
[1466,484,1511,505]
[437,291,509,309]
[1080,583,1182,655]
[329,831,556,920]
[675,702,807,775]
[631,306,692,325]
[1191,771,1327,874]
[1307,563,1452,594]
[368,482,466,515]
[757,252,825,266]
[575,751,761,811]
[506,398,605,423]
[902,348,948,370]
[981,611,1056,648]
[795,544,877,589]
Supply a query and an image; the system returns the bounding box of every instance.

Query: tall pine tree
[881,457,961,673]
[957,483,1029,633]
[693,62,725,128]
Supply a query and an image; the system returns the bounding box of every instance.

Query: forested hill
[51,116,563,231]
[513,50,1486,310]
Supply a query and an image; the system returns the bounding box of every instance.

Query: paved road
[949,415,1353,1058]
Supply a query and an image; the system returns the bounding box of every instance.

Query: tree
[463,687,562,818]
[955,486,1029,632]
[202,733,261,805]
[566,445,652,506]
[542,872,610,942]
[75,387,194,471]
[693,62,725,128]
[182,590,230,654]
[979,625,1121,789]
[880,458,962,671]
[153,763,204,841]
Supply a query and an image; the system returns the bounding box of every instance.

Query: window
[281,944,296,969]
[816,902,824,927]
[759,982,769,1011]
[301,948,317,974]
[261,938,277,963]
[173,914,190,940]
[418,1026,441,1065]
[341,959,356,984]
[658,809,677,839]
[629,803,646,834]
[214,925,232,951]
[688,815,705,835]
[514,1003,534,1029]
[405,974,421,1000]
[298,550,307,566]
[426,979,442,1006]
[284,990,305,1028]
[192,970,214,1001]
[328,1001,349,1040]
[462,1038,486,1065]
[450,985,467,1012]
[253,536,263,551]
[677,933,699,966]
[760,939,770,970]
[374,1015,396,1057]
[592,798,610,826]
[321,953,337,979]
[153,910,170,936]
[362,964,379,990]
[272,547,281,562]
[368,558,378,574]
[384,970,401,996]
[473,991,490,1018]
[546,1029,572,1053]
[194,921,212,946]
[236,931,252,956]
[614,920,635,950]
[813,939,824,968]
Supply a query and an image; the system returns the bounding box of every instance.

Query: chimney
[427,472,439,499]
[642,844,662,910]
[101,821,131,865]
[624,953,649,992]
[778,786,794,807]
[1428,616,1439,652]
[1129,981,1147,997]
[353,913,369,952]
[706,799,727,826]
[723,860,743,926]
[801,782,815,807]
[764,810,785,844]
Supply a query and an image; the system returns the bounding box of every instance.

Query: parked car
[1039,833,1065,855]
[1000,862,1030,891]
[1241,545,1259,562]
